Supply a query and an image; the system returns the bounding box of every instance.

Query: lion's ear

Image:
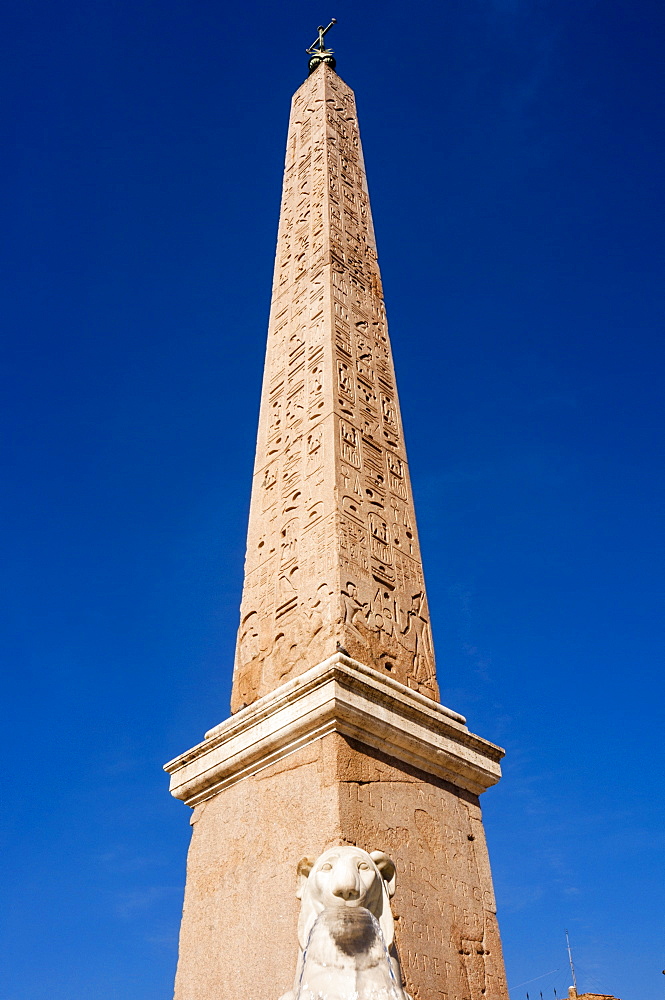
[370,851,396,897]
[295,856,315,899]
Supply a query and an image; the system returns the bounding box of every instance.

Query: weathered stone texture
[172,734,508,1000]
[173,740,339,1000]
[232,64,438,712]
[336,737,508,1000]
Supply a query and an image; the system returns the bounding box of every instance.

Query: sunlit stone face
[310,848,383,911]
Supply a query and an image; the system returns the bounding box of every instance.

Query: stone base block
[164,656,509,1000]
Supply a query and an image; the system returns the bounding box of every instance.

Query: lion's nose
[332,881,360,900]
[330,859,360,900]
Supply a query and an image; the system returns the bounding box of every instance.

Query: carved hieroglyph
[232,64,439,712]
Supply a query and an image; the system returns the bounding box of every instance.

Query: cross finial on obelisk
[306,18,337,73]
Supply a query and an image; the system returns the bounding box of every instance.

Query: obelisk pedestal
[165,655,508,1000]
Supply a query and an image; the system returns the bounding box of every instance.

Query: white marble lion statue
[278,846,410,1000]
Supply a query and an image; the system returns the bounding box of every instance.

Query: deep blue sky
[1,1,663,998]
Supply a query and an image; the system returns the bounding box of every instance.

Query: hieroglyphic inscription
[231,65,439,711]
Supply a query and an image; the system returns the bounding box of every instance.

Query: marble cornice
[164,654,504,806]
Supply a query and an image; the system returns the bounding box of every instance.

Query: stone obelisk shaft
[232,65,438,712]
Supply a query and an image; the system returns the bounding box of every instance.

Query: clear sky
[1,2,663,998]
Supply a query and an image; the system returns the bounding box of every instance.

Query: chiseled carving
[279,846,409,1000]
[231,65,439,712]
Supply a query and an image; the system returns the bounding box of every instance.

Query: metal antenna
[565,929,578,993]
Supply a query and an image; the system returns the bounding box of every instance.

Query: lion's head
[295,846,397,951]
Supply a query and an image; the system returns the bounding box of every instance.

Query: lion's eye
[320,863,333,871]
[358,862,369,870]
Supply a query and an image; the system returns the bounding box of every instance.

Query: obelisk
[166,33,509,1000]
